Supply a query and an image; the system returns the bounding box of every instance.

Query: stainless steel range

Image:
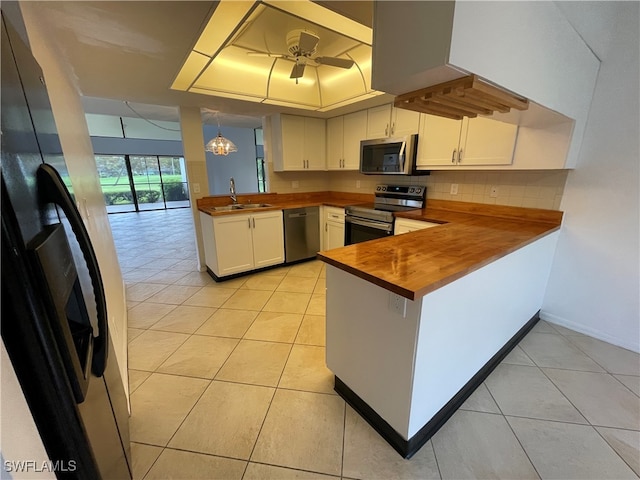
[345,185,426,245]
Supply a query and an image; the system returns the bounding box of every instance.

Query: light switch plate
[192,183,200,194]
[450,183,459,195]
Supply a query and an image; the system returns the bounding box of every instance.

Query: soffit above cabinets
[171,0,384,112]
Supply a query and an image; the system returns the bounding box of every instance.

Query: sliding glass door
[130,156,164,211]
[95,155,136,213]
[96,154,190,213]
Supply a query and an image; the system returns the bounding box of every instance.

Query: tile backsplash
[267,162,568,210]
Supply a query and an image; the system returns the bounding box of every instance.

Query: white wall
[204,125,259,195]
[179,106,210,271]
[19,3,130,391]
[542,2,640,352]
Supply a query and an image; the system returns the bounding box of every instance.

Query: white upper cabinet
[270,114,326,171]
[366,104,392,139]
[327,111,367,170]
[391,107,421,137]
[372,1,600,169]
[416,115,462,166]
[342,111,368,169]
[417,115,518,168]
[326,116,344,170]
[366,104,420,139]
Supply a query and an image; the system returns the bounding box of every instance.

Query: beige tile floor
[110,208,640,480]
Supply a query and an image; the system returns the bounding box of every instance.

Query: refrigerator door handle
[36,164,108,377]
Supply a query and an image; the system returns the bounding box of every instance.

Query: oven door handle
[345,216,393,232]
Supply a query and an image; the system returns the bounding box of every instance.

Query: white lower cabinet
[322,207,345,250]
[200,210,284,277]
[394,218,440,235]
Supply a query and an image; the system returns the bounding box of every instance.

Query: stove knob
[376,186,381,191]
[409,187,415,193]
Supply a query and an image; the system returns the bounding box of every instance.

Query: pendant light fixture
[205,113,237,155]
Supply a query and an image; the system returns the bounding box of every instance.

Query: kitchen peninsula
[316,200,563,458]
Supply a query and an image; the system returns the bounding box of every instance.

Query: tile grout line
[243,271,315,443]
[501,414,543,480]
[537,366,595,427]
[428,437,443,480]
[340,401,347,480]
[591,425,640,477]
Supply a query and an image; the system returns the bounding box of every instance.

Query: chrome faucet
[229,177,237,204]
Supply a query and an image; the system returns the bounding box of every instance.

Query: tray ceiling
[171,0,383,112]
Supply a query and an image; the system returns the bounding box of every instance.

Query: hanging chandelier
[205,113,237,155]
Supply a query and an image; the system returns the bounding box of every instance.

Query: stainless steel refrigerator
[1,7,131,479]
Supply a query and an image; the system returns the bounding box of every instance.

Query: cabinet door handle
[451,149,456,163]
[252,218,256,228]
[248,218,251,228]
[391,122,395,135]
[325,223,328,232]
[385,125,389,137]
[458,149,463,163]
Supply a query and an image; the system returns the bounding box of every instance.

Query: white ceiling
[33,0,387,128]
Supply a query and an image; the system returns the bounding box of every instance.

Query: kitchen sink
[211,205,244,211]
[237,203,272,209]
[211,203,272,211]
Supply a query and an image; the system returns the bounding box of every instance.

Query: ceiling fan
[247,29,355,81]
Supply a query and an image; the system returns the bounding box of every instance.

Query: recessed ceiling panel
[268,59,321,107]
[318,60,367,107]
[348,44,374,91]
[194,45,272,97]
[231,5,359,57]
[171,0,380,111]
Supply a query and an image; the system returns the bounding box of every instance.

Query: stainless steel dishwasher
[283,206,320,263]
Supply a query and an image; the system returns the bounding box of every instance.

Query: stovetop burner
[345,184,426,223]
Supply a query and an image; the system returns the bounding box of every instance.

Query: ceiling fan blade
[298,31,319,54]
[315,57,355,69]
[290,62,306,79]
[246,51,286,58]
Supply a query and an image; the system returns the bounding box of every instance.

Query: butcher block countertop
[197,191,369,215]
[317,199,563,301]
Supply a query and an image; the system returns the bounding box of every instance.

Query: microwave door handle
[399,141,406,173]
[37,164,108,377]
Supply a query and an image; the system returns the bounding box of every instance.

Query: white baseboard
[539,310,640,353]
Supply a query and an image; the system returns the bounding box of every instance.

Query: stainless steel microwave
[360,134,425,175]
